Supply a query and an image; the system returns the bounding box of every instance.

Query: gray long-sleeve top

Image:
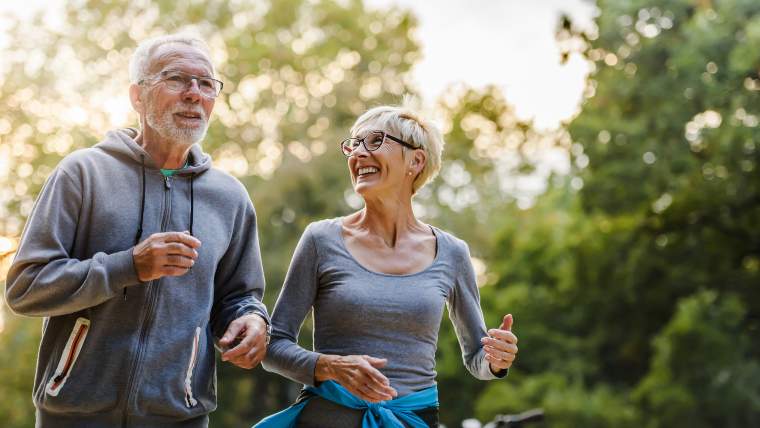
[262,218,504,396]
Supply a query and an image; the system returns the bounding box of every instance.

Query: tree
[473,0,760,426]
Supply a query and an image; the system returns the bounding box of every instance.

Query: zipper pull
[164,176,172,189]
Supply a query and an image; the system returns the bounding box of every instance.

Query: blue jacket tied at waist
[254,380,438,428]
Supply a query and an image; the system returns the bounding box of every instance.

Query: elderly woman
[257,105,518,428]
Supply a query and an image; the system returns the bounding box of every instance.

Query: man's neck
[137,129,192,169]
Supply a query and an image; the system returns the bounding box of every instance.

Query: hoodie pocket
[45,317,90,397]
[183,326,201,408]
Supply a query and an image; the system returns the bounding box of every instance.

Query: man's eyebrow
[160,68,214,78]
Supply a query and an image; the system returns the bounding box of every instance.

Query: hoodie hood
[95,128,212,176]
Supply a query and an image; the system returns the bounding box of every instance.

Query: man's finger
[243,345,265,365]
[228,345,264,369]
[221,341,250,361]
[165,255,195,268]
[163,231,202,248]
[222,326,264,360]
[164,243,198,259]
[219,320,245,350]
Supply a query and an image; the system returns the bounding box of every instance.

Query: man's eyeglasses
[140,70,224,99]
[340,130,417,157]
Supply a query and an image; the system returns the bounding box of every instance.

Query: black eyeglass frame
[340,130,418,157]
[138,69,224,98]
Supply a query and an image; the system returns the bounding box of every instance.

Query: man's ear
[129,84,144,114]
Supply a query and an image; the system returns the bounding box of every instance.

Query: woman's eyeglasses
[340,130,417,157]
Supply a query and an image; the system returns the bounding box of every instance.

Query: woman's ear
[412,149,427,175]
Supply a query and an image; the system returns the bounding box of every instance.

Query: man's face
[140,43,216,146]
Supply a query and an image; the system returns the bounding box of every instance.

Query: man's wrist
[245,312,271,344]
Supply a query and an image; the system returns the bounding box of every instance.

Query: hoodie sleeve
[209,197,269,341]
[5,167,141,317]
[447,238,507,380]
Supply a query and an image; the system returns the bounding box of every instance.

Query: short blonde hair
[350,104,444,194]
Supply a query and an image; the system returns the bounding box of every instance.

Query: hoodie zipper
[122,175,172,427]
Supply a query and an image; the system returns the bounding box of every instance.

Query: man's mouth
[175,111,202,120]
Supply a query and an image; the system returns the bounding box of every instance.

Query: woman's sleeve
[261,224,322,386]
[447,239,507,380]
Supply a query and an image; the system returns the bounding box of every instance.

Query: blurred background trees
[1,0,759,427]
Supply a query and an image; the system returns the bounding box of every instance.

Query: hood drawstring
[126,155,147,300]
[135,155,146,245]
[189,173,195,237]
[125,155,196,300]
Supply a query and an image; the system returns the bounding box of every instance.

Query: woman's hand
[482,314,518,374]
[315,354,398,402]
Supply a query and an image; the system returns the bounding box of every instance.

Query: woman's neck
[351,196,424,248]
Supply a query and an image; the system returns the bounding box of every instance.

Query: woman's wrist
[315,354,336,382]
[489,361,507,376]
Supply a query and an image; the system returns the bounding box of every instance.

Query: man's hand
[133,231,201,282]
[219,313,268,369]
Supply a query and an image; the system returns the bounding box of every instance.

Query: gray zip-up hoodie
[5,128,269,428]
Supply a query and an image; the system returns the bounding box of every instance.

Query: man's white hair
[350,100,445,194]
[128,33,214,84]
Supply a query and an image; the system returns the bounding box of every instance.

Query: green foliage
[467,0,760,426]
[635,291,760,427]
[4,0,759,426]
[476,373,639,428]
[0,303,41,428]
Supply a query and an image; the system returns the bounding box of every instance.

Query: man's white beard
[145,103,209,146]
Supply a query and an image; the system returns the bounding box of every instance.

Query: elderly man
[5,34,269,427]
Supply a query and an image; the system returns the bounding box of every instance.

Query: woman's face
[346,124,410,199]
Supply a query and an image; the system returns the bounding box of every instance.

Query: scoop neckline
[335,217,441,278]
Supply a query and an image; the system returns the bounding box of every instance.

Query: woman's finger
[487,328,518,344]
[361,375,395,400]
[485,346,516,362]
[486,353,511,370]
[482,337,518,354]
[352,382,387,402]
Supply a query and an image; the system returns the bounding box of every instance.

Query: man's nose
[182,79,202,102]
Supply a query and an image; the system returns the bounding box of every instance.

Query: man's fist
[133,231,201,282]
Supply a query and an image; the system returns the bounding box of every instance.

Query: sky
[365,0,597,129]
[1,0,597,129]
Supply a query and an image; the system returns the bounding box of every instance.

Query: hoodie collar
[95,128,212,176]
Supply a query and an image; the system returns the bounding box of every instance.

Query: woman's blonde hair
[350,102,444,194]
